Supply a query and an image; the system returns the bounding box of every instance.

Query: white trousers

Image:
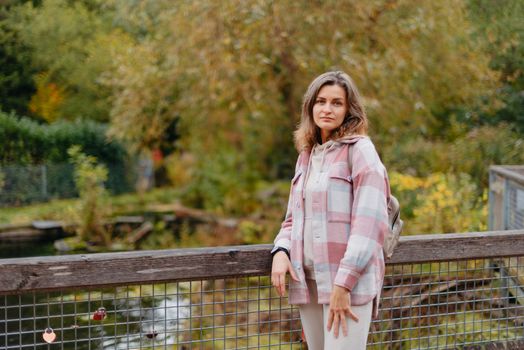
[298,279,373,350]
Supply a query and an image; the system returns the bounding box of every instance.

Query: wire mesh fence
[0,162,140,207]
[372,257,524,349]
[2,277,302,350]
[2,254,524,349]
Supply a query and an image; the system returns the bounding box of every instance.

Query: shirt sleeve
[273,154,302,252]
[334,141,389,291]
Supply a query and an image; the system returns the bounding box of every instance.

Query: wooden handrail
[490,165,524,184]
[1,229,523,295]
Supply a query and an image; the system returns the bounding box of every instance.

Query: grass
[0,187,183,225]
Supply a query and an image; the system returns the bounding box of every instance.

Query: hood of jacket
[334,133,368,145]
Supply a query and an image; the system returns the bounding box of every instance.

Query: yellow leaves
[29,72,65,122]
[390,172,426,191]
[95,0,502,160]
[390,172,488,235]
[165,152,195,189]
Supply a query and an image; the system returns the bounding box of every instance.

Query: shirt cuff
[270,246,290,259]
[334,267,362,292]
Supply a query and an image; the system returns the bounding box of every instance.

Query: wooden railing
[1,230,524,349]
[1,230,523,294]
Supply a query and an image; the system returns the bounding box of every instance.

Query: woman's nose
[321,103,333,113]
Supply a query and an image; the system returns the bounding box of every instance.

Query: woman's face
[312,84,348,142]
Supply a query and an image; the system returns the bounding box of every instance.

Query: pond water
[0,241,56,259]
[2,283,189,349]
[1,240,190,349]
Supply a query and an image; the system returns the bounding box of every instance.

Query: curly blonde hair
[294,71,368,151]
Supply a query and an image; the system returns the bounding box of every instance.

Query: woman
[271,71,390,349]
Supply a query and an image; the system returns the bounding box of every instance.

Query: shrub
[0,111,127,165]
[390,171,487,235]
[67,145,111,246]
[180,148,261,216]
[0,112,135,205]
[383,124,524,189]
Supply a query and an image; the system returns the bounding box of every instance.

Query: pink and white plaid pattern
[273,136,390,319]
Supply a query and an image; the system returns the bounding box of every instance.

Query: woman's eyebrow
[317,95,344,100]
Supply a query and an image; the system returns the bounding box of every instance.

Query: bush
[390,171,487,235]
[0,112,135,205]
[66,145,111,246]
[179,148,261,216]
[0,111,127,165]
[383,124,524,189]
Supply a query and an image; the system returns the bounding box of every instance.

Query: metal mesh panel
[0,163,76,206]
[0,162,138,207]
[372,257,524,349]
[507,179,524,230]
[1,276,303,349]
[2,257,524,349]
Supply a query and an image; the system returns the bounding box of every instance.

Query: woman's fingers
[328,311,350,338]
[328,310,349,337]
[327,308,358,338]
[271,273,278,294]
[345,308,359,323]
[340,312,348,337]
[327,310,342,338]
[326,285,358,337]
[271,271,286,297]
[326,310,334,331]
[271,251,298,296]
[332,312,340,338]
[278,273,286,296]
[288,262,299,282]
[271,273,282,296]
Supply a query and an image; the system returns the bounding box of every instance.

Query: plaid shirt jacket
[273,136,390,319]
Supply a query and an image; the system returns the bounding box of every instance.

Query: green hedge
[0,111,127,165]
[0,112,135,205]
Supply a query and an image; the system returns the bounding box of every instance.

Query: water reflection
[0,241,56,259]
[2,284,189,349]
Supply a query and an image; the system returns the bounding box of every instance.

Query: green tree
[0,1,36,115]
[5,0,133,121]
[104,0,499,213]
[4,0,518,218]
[468,0,524,132]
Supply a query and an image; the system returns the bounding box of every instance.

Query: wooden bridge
[1,229,524,349]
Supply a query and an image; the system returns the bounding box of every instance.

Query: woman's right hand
[271,251,299,297]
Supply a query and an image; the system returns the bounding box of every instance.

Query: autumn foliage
[0,0,523,232]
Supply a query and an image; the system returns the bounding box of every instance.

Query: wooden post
[489,167,506,230]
